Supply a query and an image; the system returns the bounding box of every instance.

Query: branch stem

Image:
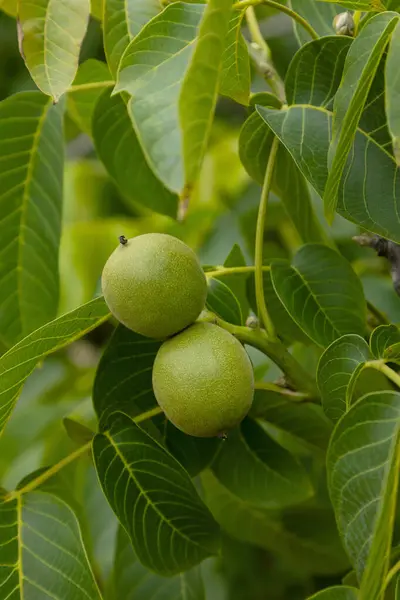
[5,406,163,501]
[255,136,279,338]
[367,361,400,389]
[237,0,319,41]
[206,265,270,279]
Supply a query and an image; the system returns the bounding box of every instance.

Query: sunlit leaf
[0,491,102,598]
[0,297,109,435]
[386,19,400,164]
[324,12,399,222]
[211,417,313,508]
[370,324,400,360]
[257,105,400,242]
[0,92,64,348]
[307,587,359,599]
[285,36,352,107]
[115,0,232,195]
[0,0,16,16]
[18,0,90,102]
[206,277,243,325]
[219,9,250,105]
[103,0,161,77]
[93,411,221,576]
[289,1,341,44]
[93,89,178,217]
[111,526,205,599]
[317,335,371,422]
[68,59,113,135]
[328,391,400,597]
[270,245,367,348]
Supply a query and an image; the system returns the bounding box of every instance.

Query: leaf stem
[367,361,400,389]
[385,559,400,588]
[255,136,279,338]
[244,6,286,103]
[237,0,319,41]
[68,81,115,93]
[5,407,163,501]
[200,312,318,396]
[353,10,362,36]
[254,381,312,401]
[205,265,270,279]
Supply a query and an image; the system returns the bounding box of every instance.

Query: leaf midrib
[104,429,213,554]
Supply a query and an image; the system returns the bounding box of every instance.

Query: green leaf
[316,0,385,9]
[324,12,399,222]
[239,115,328,245]
[317,335,371,422]
[0,296,109,435]
[0,0,17,16]
[223,244,250,320]
[257,104,400,242]
[289,1,342,44]
[211,417,313,508]
[250,388,333,455]
[68,59,114,136]
[327,391,400,595]
[93,324,161,422]
[116,0,232,195]
[111,526,205,599]
[285,36,352,107]
[219,9,250,105]
[91,0,103,20]
[386,20,400,164]
[202,470,349,575]
[307,587,359,600]
[206,277,243,325]
[63,418,95,446]
[370,324,400,360]
[0,491,102,599]
[0,92,64,348]
[18,0,90,102]
[103,0,161,78]
[247,271,310,345]
[92,89,178,217]
[270,245,367,348]
[165,422,221,478]
[93,411,221,576]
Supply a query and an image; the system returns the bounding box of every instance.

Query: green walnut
[152,322,254,437]
[101,233,207,339]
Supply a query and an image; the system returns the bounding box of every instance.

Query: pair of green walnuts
[102,233,254,438]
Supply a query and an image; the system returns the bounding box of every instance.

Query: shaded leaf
[103,0,161,77]
[328,391,400,595]
[0,296,109,435]
[212,417,313,508]
[289,1,341,44]
[386,19,400,163]
[93,324,160,422]
[0,92,64,348]
[68,59,114,135]
[93,89,178,217]
[111,526,205,600]
[93,411,221,576]
[307,587,359,599]
[165,422,221,478]
[63,418,94,446]
[316,0,385,9]
[223,244,250,320]
[257,104,400,242]
[370,324,400,360]
[270,245,367,348]
[317,335,371,422]
[0,491,102,599]
[219,9,250,105]
[202,470,349,575]
[206,277,243,325]
[325,12,399,221]
[250,388,333,455]
[116,0,232,194]
[18,0,90,101]
[285,36,352,107]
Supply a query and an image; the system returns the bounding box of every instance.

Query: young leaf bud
[333,11,355,36]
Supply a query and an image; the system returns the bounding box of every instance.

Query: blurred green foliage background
[1,4,399,598]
